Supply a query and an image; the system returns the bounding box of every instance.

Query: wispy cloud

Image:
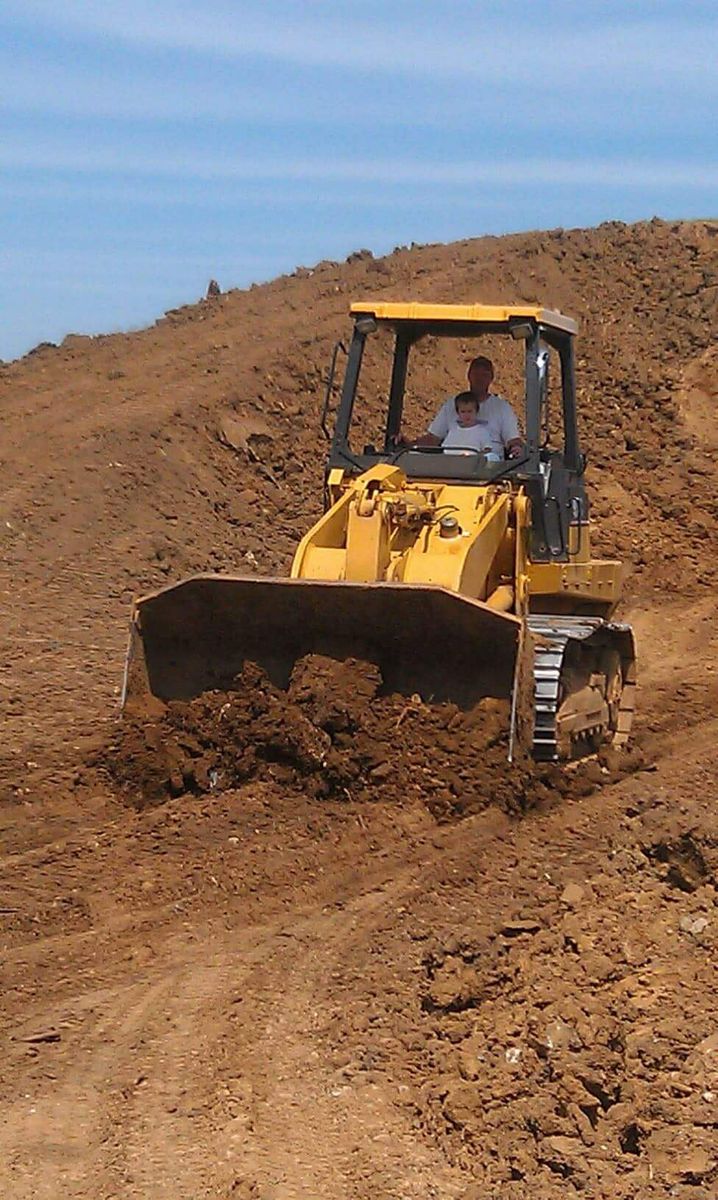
[2,141,717,190]
[2,0,716,361]
[0,50,370,124]
[4,0,717,87]
[1,51,709,136]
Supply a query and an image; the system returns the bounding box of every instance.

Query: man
[414,356,523,459]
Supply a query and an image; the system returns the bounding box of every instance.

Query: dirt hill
[1,218,718,1199]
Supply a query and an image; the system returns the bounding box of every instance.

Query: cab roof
[350,300,578,336]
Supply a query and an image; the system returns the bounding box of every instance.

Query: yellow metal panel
[459,497,510,599]
[345,505,391,582]
[401,491,510,600]
[299,546,347,580]
[513,493,531,616]
[291,489,353,578]
[486,584,514,612]
[349,300,578,335]
[528,560,623,607]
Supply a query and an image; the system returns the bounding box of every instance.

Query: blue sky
[1,0,716,360]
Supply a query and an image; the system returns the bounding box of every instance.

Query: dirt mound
[106,655,538,820]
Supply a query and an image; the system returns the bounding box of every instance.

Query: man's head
[454,390,479,427]
[467,355,494,399]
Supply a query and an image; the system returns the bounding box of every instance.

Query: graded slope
[0,218,716,779]
[1,219,718,1199]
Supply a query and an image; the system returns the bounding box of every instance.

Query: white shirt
[429,393,520,459]
[441,423,499,459]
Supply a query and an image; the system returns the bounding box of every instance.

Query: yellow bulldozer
[123,302,635,762]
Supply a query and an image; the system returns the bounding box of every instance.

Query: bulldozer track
[529,615,636,761]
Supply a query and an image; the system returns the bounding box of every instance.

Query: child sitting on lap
[441,391,501,460]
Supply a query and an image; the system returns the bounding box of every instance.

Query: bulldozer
[123,302,635,762]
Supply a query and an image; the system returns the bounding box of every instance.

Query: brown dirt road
[1,219,718,1198]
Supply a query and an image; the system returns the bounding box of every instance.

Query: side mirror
[576,452,587,476]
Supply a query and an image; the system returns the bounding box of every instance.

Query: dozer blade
[123,574,526,715]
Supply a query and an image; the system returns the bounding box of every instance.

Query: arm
[498,399,523,458]
[414,431,442,447]
[425,397,453,444]
[391,430,441,448]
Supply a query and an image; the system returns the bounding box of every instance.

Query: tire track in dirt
[0,975,175,1199]
[1,873,470,1199]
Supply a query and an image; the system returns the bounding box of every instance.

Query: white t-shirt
[429,393,520,459]
[441,423,499,459]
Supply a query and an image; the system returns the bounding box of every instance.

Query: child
[441,391,501,460]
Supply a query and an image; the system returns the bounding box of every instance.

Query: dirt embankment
[0,217,716,777]
[1,218,718,1199]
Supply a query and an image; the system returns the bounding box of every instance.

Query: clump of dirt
[103,654,539,817]
[410,799,718,1198]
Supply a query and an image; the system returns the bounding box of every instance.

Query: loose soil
[1,218,718,1199]
[108,655,537,820]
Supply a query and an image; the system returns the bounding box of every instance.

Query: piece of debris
[679,914,710,935]
[18,1029,61,1044]
[560,882,585,906]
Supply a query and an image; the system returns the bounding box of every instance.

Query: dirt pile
[108,655,538,820]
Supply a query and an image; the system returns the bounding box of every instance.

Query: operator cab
[323,301,587,564]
